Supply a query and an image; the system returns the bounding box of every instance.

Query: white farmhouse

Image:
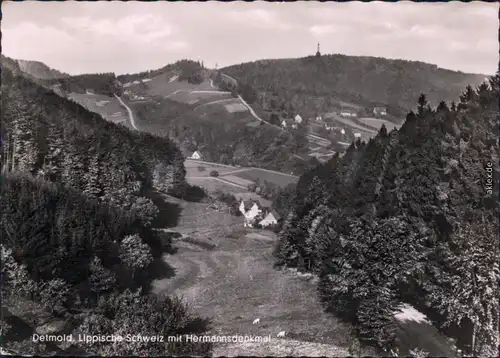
[294,114,303,124]
[239,200,266,227]
[259,210,282,227]
[188,151,202,160]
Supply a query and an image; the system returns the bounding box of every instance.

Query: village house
[239,200,265,227]
[294,114,303,124]
[188,150,202,160]
[238,199,280,228]
[259,210,282,227]
[373,106,388,116]
[281,119,298,129]
[354,132,362,138]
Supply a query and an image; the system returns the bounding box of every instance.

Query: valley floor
[151,196,357,357]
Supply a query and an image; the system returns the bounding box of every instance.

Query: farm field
[219,175,256,187]
[185,159,299,189]
[184,160,241,177]
[129,73,214,97]
[168,90,233,105]
[197,103,255,124]
[225,102,248,113]
[231,168,299,188]
[186,176,272,207]
[186,177,246,195]
[67,92,129,125]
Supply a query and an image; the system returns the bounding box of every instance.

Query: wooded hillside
[131,97,315,175]
[222,55,487,119]
[274,76,499,356]
[0,65,211,355]
[1,66,187,200]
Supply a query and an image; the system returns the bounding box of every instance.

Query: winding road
[114,94,138,130]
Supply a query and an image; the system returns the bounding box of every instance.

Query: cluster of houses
[123,90,147,102]
[281,114,303,129]
[239,199,281,228]
[312,106,387,120]
[122,78,152,88]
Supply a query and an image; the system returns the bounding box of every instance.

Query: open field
[152,197,358,356]
[196,104,256,124]
[67,92,128,125]
[225,102,249,113]
[231,168,299,188]
[186,177,247,195]
[185,159,299,190]
[185,160,242,177]
[168,90,232,105]
[130,73,214,97]
[219,174,256,187]
[324,113,379,135]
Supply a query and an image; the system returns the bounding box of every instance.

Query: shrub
[209,170,219,177]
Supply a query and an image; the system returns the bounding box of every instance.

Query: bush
[183,185,207,202]
[209,170,219,177]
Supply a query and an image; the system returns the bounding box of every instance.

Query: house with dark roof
[259,210,282,227]
[239,199,268,227]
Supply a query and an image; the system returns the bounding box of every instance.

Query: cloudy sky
[2,1,498,75]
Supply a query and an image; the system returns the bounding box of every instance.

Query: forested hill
[274,77,499,356]
[1,65,212,355]
[1,55,120,96]
[1,65,187,200]
[222,55,487,117]
[16,59,70,80]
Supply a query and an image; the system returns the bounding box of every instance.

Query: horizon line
[4,52,492,78]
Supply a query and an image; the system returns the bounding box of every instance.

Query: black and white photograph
[1,0,499,356]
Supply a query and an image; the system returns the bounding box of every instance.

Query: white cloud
[409,25,437,37]
[476,39,498,53]
[449,41,469,52]
[226,9,292,30]
[309,25,335,36]
[2,22,78,59]
[61,14,175,43]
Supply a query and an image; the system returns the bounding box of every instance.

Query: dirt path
[114,94,137,130]
[152,203,355,356]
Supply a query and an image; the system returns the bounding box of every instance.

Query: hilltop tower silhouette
[316,42,321,57]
